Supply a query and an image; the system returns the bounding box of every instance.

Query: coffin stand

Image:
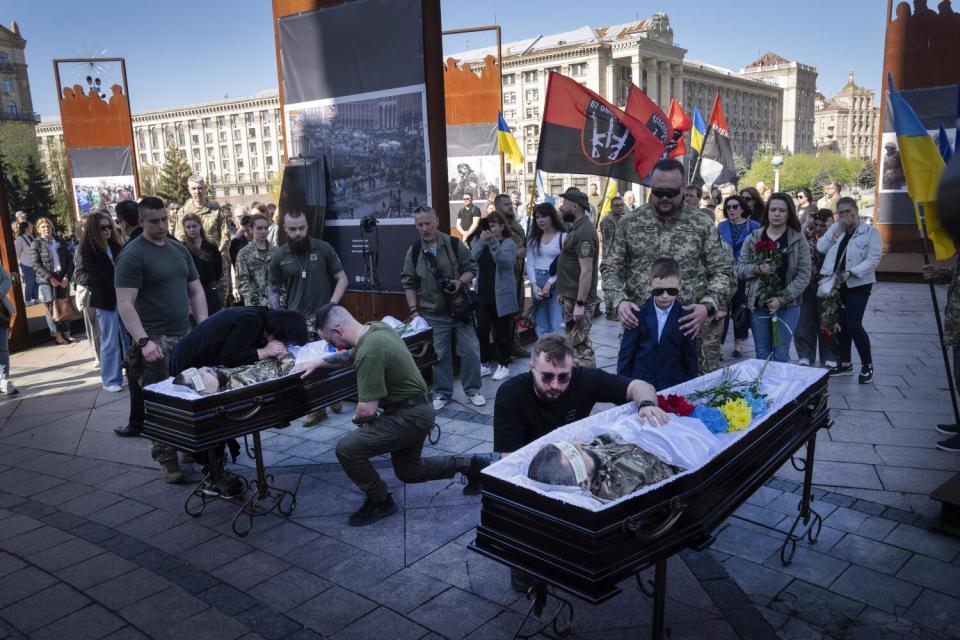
[143,330,437,535]
[470,363,830,639]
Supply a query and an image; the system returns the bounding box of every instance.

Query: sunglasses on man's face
[534,370,571,384]
[651,287,679,297]
[651,188,681,199]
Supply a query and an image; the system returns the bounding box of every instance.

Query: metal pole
[774,167,781,192]
[918,203,960,425]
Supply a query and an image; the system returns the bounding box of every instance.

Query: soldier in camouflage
[174,350,296,395]
[599,196,626,320]
[555,187,601,367]
[527,432,681,501]
[235,213,273,306]
[601,159,735,352]
[922,255,960,450]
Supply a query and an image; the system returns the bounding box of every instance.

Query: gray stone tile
[719,556,793,599]
[404,503,481,563]
[31,481,90,506]
[115,509,184,540]
[59,490,124,517]
[86,567,171,611]
[4,474,65,498]
[30,604,127,640]
[761,545,849,589]
[241,521,320,558]
[876,466,955,494]
[903,589,960,634]
[86,499,154,528]
[101,628,150,640]
[0,513,43,541]
[197,583,260,616]
[409,587,501,639]
[0,566,58,608]
[94,471,156,494]
[248,567,331,614]
[233,604,302,640]
[822,507,897,541]
[827,533,912,575]
[72,521,120,545]
[358,567,449,614]
[710,524,784,562]
[768,579,865,636]
[319,551,404,592]
[30,537,104,572]
[0,552,26,579]
[162,562,221,596]
[0,524,73,556]
[731,503,786,528]
[332,606,427,640]
[897,554,960,598]
[288,586,377,637]
[158,607,251,640]
[0,583,89,633]
[118,586,209,634]
[179,534,254,572]
[281,535,359,576]
[211,550,291,590]
[56,553,138,590]
[147,520,219,555]
[131,546,184,576]
[884,522,960,562]
[831,564,922,613]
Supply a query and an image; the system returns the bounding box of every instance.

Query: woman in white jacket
[817,197,883,383]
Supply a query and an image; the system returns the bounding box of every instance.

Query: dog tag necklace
[294,253,308,279]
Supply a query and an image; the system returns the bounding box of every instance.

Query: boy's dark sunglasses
[651,188,681,199]
[534,370,571,384]
[651,287,680,297]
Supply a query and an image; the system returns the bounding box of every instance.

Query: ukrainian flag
[497,112,524,167]
[690,107,707,154]
[887,74,955,260]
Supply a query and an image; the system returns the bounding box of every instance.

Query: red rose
[755,239,778,252]
[657,394,695,417]
[819,328,832,338]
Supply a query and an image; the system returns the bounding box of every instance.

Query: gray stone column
[645,58,660,106]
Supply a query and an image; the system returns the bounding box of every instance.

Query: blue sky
[11,0,886,120]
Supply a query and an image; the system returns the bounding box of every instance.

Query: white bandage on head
[183,367,206,393]
[554,441,588,485]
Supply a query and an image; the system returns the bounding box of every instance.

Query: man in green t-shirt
[294,304,490,527]
[269,209,349,425]
[555,187,600,367]
[116,196,209,484]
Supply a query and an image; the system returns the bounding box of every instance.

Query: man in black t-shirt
[493,334,668,454]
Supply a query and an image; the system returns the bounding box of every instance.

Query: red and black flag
[537,72,664,183]
[666,99,692,158]
[625,84,673,153]
[693,92,737,187]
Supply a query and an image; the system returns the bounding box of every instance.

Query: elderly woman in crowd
[718,194,761,358]
[76,212,127,391]
[816,197,882,383]
[471,211,518,381]
[31,216,74,344]
[738,193,811,362]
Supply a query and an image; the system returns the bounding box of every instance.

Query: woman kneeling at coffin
[527,433,682,501]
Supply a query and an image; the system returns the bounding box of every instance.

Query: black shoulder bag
[413,237,478,325]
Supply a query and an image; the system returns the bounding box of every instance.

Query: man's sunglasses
[651,188,681,199]
[651,287,679,297]
[534,370,571,384]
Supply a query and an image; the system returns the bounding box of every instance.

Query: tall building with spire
[813,69,879,160]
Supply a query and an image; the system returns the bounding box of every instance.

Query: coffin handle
[408,342,431,358]
[216,397,264,421]
[623,497,686,541]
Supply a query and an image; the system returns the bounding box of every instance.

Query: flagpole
[689,126,710,187]
[595,175,612,230]
[918,202,960,425]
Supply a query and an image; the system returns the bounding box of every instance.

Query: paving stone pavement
[0,282,956,639]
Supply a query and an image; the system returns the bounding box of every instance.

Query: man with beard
[269,209,348,424]
[494,333,667,591]
[602,159,735,344]
[555,187,600,367]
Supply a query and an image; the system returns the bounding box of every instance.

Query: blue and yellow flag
[887,73,955,260]
[497,112,524,166]
[690,107,707,154]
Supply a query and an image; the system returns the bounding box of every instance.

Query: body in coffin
[473,360,830,602]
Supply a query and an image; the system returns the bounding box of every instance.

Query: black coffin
[471,369,829,604]
[142,330,437,454]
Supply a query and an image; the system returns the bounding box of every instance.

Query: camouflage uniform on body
[126,335,182,464]
[599,210,625,319]
[582,433,681,501]
[692,257,731,375]
[601,202,736,363]
[234,242,273,307]
[221,351,296,390]
[555,216,600,368]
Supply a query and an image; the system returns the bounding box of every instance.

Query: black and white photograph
[285,86,430,223]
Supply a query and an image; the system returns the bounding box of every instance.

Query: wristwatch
[702,301,717,318]
[576,299,586,306]
[137,337,151,348]
[637,400,657,409]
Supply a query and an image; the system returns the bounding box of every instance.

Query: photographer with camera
[402,206,486,411]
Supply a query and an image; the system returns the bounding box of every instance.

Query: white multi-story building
[454,14,814,195]
[36,91,283,206]
[813,70,879,160]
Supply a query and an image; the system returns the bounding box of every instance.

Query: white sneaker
[492,365,510,381]
[479,365,492,377]
[432,397,448,411]
[824,360,837,368]
[103,384,123,392]
[0,379,17,396]
[470,393,487,407]
[797,358,810,366]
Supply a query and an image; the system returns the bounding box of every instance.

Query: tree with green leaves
[1,158,23,214]
[857,161,877,190]
[21,155,57,218]
[733,153,750,182]
[810,168,829,202]
[157,147,191,205]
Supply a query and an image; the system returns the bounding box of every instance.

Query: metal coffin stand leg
[184,446,251,516]
[780,433,824,565]
[232,430,297,536]
[512,581,574,639]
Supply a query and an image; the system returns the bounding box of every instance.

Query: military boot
[458,455,493,495]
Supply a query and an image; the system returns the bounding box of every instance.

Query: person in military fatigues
[555,187,600,367]
[527,433,681,501]
[176,176,230,305]
[235,213,273,306]
[174,349,296,394]
[601,159,735,351]
[923,253,960,450]
[599,196,626,320]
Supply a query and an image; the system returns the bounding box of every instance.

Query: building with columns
[36,91,284,206]
[453,13,815,196]
[813,70,879,160]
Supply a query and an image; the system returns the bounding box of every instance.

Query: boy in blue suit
[617,257,698,390]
